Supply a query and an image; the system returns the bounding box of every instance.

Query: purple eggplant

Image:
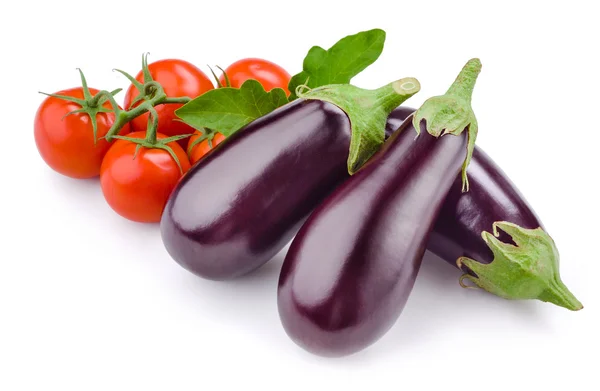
[278,59,481,356]
[160,79,420,280]
[385,106,416,138]
[386,108,582,310]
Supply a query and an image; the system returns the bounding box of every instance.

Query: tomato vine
[41,53,196,172]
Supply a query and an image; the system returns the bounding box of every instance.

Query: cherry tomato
[100,131,191,223]
[34,88,130,179]
[219,58,291,95]
[187,130,226,165]
[123,59,214,145]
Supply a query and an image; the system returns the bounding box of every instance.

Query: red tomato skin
[34,87,130,179]
[100,131,191,223]
[219,58,291,95]
[188,131,226,165]
[123,59,214,145]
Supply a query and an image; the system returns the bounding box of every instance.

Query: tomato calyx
[114,53,193,109]
[207,65,231,88]
[40,54,208,169]
[95,54,194,142]
[186,127,220,156]
[113,134,190,174]
[39,69,122,144]
[112,103,191,174]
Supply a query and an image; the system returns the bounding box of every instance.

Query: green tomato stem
[101,84,192,142]
[143,81,164,100]
[163,96,192,104]
[95,90,122,115]
[145,105,160,144]
[186,127,219,156]
[45,57,196,148]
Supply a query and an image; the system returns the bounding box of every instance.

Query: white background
[1,1,598,390]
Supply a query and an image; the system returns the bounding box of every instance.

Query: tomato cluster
[34,57,291,223]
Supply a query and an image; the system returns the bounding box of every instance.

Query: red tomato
[100,131,191,223]
[123,59,214,145]
[187,131,226,164]
[34,87,130,179]
[219,58,291,95]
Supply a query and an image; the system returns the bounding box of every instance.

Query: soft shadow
[45,171,101,194]
[369,250,543,359]
[176,244,290,344]
[175,247,548,363]
[42,170,165,254]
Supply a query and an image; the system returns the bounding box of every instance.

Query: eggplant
[278,59,481,356]
[160,80,420,280]
[386,108,582,310]
[385,106,416,138]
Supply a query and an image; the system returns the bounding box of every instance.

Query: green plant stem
[298,77,420,173]
[446,59,481,104]
[412,58,482,190]
[163,96,191,104]
[145,106,159,144]
[97,88,192,142]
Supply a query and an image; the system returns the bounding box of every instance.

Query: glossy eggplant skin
[386,107,542,271]
[430,147,543,269]
[278,118,468,357]
[160,99,352,280]
[385,106,417,138]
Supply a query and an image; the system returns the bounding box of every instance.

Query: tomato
[219,58,291,95]
[34,87,130,179]
[187,131,226,164]
[123,59,214,145]
[100,131,191,223]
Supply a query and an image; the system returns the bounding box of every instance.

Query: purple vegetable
[161,100,350,280]
[384,106,415,138]
[387,108,582,310]
[160,80,420,280]
[278,59,481,356]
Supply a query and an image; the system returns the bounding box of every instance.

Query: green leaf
[175,29,386,138]
[288,28,386,100]
[175,79,288,137]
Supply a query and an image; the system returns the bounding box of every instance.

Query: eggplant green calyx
[39,69,122,145]
[298,77,420,174]
[412,58,481,191]
[457,221,583,311]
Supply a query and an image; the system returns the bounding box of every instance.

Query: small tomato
[100,131,191,223]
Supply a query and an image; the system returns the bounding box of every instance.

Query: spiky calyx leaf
[39,69,121,144]
[458,221,583,311]
[115,53,155,109]
[186,127,220,156]
[111,134,191,174]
